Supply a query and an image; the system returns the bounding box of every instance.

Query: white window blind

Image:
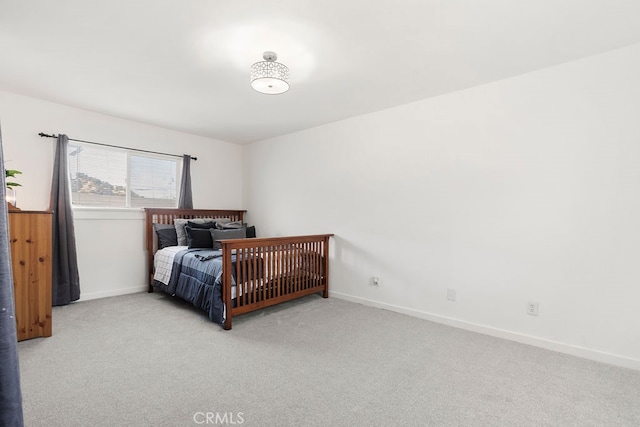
[68,142,179,208]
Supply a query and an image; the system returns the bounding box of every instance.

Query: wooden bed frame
[144,208,333,330]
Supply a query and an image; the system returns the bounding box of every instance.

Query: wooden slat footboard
[221,234,333,330]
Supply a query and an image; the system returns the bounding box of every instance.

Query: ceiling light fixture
[250,51,290,95]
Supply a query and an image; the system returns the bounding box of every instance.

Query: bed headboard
[144,208,246,289]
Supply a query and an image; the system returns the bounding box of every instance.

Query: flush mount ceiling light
[250,51,290,95]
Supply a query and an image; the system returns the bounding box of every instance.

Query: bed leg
[223,303,232,330]
[322,287,329,298]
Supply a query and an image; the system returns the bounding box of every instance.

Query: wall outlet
[447,288,456,301]
[371,276,379,286]
[527,302,539,316]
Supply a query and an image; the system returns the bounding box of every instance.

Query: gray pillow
[187,221,217,229]
[216,220,244,229]
[211,228,247,250]
[185,226,214,249]
[153,223,178,249]
[174,217,217,246]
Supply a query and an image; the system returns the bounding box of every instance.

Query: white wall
[243,43,640,369]
[1,90,243,300]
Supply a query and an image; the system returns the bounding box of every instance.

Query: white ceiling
[1,0,640,144]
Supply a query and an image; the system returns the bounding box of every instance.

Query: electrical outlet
[447,288,456,301]
[372,277,379,286]
[527,302,539,316]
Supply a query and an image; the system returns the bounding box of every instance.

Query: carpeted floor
[18,292,640,426]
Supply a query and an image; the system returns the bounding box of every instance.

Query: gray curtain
[178,154,193,209]
[50,134,80,306]
[0,122,25,426]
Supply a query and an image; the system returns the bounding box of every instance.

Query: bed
[144,208,333,330]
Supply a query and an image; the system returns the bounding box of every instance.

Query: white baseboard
[79,286,147,302]
[330,291,640,371]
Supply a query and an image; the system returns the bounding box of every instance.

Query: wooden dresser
[8,210,53,341]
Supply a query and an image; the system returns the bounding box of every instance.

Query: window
[68,142,180,208]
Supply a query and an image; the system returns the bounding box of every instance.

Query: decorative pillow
[211,228,247,250]
[187,221,217,230]
[153,223,178,249]
[215,221,256,238]
[216,220,244,230]
[174,218,217,246]
[185,226,214,249]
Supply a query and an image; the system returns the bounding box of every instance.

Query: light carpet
[18,292,640,426]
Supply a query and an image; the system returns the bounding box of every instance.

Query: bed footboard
[221,234,333,330]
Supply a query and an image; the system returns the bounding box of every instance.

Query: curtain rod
[38,132,197,161]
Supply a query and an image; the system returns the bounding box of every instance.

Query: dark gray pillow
[187,221,217,229]
[211,228,247,250]
[153,223,178,249]
[246,225,256,238]
[185,226,214,249]
[174,217,217,246]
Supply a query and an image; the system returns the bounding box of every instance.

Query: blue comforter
[154,249,229,324]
